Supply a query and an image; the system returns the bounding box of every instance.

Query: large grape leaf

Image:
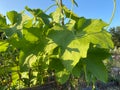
[48,24,90,72]
[61,38,89,71]
[48,25,74,47]
[84,47,111,82]
[75,18,114,49]
[86,30,114,48]
[47,18,113,72]
[5,13,30,38]
[75,17,108,33]
[86,59,108,82]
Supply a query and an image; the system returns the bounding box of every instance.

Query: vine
[0,0,115,89]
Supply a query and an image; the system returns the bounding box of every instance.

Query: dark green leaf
[49,58,64,72]
[84,47,111,82]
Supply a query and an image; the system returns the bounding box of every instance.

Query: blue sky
[0,0,120,29]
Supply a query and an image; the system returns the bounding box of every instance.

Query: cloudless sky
[0,0,120,29]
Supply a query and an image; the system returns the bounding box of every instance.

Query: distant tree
[110,26,120,48]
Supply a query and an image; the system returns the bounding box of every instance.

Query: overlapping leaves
[0,6,114,85]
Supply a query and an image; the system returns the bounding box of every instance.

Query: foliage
[110,26,120,48]
[0,1,114,89]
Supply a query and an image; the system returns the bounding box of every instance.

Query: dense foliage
[0,1,114,89]
[110,26,120,48]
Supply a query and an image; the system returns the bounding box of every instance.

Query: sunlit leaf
[55,69,70,84]
[0,14,7,26]
[25,6,50,24]
[76,18,108,33]
[63,6,79,20]
[50,8,61,23]
[7,11,18,25]
[62,38,89,71]
[0,41,9,52]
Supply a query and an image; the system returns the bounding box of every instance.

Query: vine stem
[109,0,116,25]
[106,0,116,29]
[60,0,64,25]
[44,4,57,13]
[83,64,88,82]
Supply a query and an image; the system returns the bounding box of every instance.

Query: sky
[0,0,120,29]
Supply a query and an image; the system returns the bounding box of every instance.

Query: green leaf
[63,6,79,20]
[23,19,33,28]
[9,37,48,72]
[49,58,64,72]
[12,72,19,83]
[7,11,18,25]
[17,13,31,29]
[84,47,110,82]
[23,28,39,42]
[24,54,37,68]
[5,28,16,37]
[88,46,111,61]
[0,41,9,52]
[0,14,8,31]
[44,40,57,56]
[76,18,108,33]
[19,51,29,71]
[50,8,61,23]
[25,6,50,24]
[48,25,74,47]
[62,38,89,71]
[72,60,83,77]
[8,26,48,71]
[55,69,70,84]
[75,18,113,49]
[0,14,7,26]
[85,59,108,82]
[84,19,108,33]
[75,17,86,30]
[5,13,30,37]
[86,30,114,48]
[65,20,76,31]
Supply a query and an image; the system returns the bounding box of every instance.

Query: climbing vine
[0,0,115,89]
